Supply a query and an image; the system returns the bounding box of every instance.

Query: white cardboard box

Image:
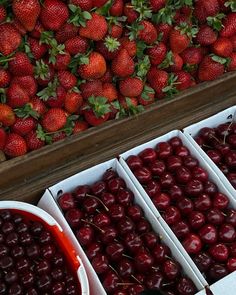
[119,130,236,295]
[38,158,204,295]
[183,106,236,197]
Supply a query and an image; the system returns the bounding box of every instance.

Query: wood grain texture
[0,72,236,202]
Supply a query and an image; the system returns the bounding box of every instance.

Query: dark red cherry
[136,218,151,233]
[183,156,199,169]
[109,204,125,221]
[36,259,51,275]
[4,270,18,285]
[199,127,216,141]
[145,271,164,290]
[126,155,143,171]
[227,257,236,272]
[177,277,197,295]
[92,254,109,274]
[139,147,157,163]
[101,192,116,208]
[106,242,124,261]
[209,243,229,262]
[206,150,222,164]
[219,223,236,242]
[103,272,119,293]
[91,181,107,196]
[127,204,143,221]
[228,173,236,189]
[133,167,152,184]
[108,177,126,193]
[193,193,212,212]
[58,193,75,211]
[102,169,118,181]
[145,180,161,198]
[74,185,90,201]
[162,259,180,280]
[177,197,194,215]
[124,232,143,253]
[36,274,52,291]
[166,155,182,171]
[135,250,154,271]
[163,206,181,225]
[142,231,158,249]
[76,226,94,246]
[148,160,166,176]
[156,142,173,159]
[100,226,118,244]
[213,193,229,210]
[176,166,192,184]
[188,211,206,230]
[169,185,184,201]
[86,242,102,260]
[160,172,175,188]
[169,136,183,148]
[193,251,212,272]
[26,243,40,259]
[225,209,236,226]
[117,258,134,277]
[225,151,236,168]
[204,181,218,195]
[206,208,224,225]
[192,167,208,182]
[153,244,169,263]
[21,271,34,288]
[93,212,111,228]
[152,193,171,211]
[185,180,204,196]
[182,234,202,254]
[117,216,134,235]
[208,264,228,282]
[172,221,190,239]
[65,208,83,228]
[116,188,134,206]
[175,145,190,157]
[198,224,218,244]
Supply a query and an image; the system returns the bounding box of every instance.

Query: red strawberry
[55,23,78,44]
[4,133,27,157]
[92,0,108,7]
[231,34,236,51]
[211,37,233,57]
[84,108,110,126]
[73,121,88,134]
[180,47,204,65]
[42,108,67,132]
[227,52,236,71]
[111,49,135,77]
[0,128,6,150]
[29,97,47,116]
[55,52,71,71]
[9,52,34,77]
[109,0,124,16]
[119,96,138,110]
[12,76,37,98]
[0,23,22,56]
[100,67,113,83]
[217,0,230,12]
[149,0,166,12]
[124,2,139,24]
[156,23,172,43]
[169,53,184,72]
[65,36,89,55]
[11,117,37,136]
[40,0,69,31]
[7,84,30,108]
[120,37,137,57]
[70,0,93,10]
[28,37,48,60]
[46,85,67,108]
[96,39,120,61]
[198,55,226,81]
[80,80,103,100]
[30,21,44,39]
[102,83,118,102]
[170,24,195,54]
[79,13,108,41]
[65,91,83,114]
[0,69,10,88]
[58,71,77,90]
[109,24,123,39]
[195,25,218,46]
[12,0,41,32]
[147,42,167,66]
[119,77,144,97]
[52,131,67,143]
[220,13,236,37]
[78,52,107,80]
[25,130,45,151]
[194,0,220,23]
[0,104,16,127]
[12,17,27,36]
[147,68,168,98]
[138,20,157,44]
[0,5,6,23]
[138,85,155,106]
[35,61,55,87]
[175,71,193,90]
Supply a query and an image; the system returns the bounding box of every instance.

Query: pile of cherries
[126,136,236,284]
[58,169,197,295]
[194,121,236,189]
[0,209,81,295]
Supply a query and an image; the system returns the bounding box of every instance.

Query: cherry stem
[81,219,105,233]
[109,264,119,276]
[131,275,142,284]
[117,283,135,286]
[122,254,134,260]
[223,121,233,144]
[86,194,109,212]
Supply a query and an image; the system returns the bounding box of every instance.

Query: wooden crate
[1,71,236,203]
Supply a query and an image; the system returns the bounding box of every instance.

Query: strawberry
[111,48,135,77]
[79,13,108,41]
[55,23,78,44]
[231,34,236,51]
[12,0,41,32]
[119,77,144,97]
[28,37,48,60]
[0,104,16,127]
[102,83,118,102]
[70,0,93,11]
[25,130,45,151]
[29,97,47,116]
[0,23,22,56]
[65,36,89,56]
[65,91,83,114]
[30,21,44,39]
[11,117,37,136]
[12,17,27,36]
[0,128,6,150]
[52,131,67,143]
[73,121,88,134]
[149,0,166,12]
[55,52,71,71]
[100,67,113,83]
[138,20,157,45]
[195,25,218,46]
[120,37,137,57]
[147,68,168,98]
[0,68,10,88]
[12,76,37,98]
[169,53,184,72]
[220,13,236,37]
[40,0,69,31]
[45,85,67,108]
[138,84,155,106]
[7,84,30,108]
[194,0,220,23]
[80,80,103,100]
[109,24,123,39]
[35,60,55,87]
[96,38,120,61]
[83,97,110,126]
[0,5,6,23]
[227,52,236,71]
[175,71,193,90]
[198,55,226,81]
[8,52,34,77]
[211,37,233,57]
[155,23,172,43]
[4,133,27,157]
[147,42,167,66]
[78,52,107,80]
[124,2,139,24]
[92,0,109,7]
[180,47,204,65]
[83,108,110,126]
[58,71,77,90]
[109,0,124,16]
[41,108,67,132]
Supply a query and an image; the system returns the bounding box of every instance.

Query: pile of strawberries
[0,0,236,159]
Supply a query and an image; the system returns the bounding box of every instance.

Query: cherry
[198,224,218,244]
[145,271,164,290]
[166,155,182,171]
[16,257,30,272]
[26,243,40,259]
[39,231,52,244]
[199,127,216,141]
[126,155,143,171]
[163,259,180,280]
[0,245,9,257]
[209,243,229,262]
[188,211,205,230]
[225,209,236,226]
[92,254,109,274]
[11,245,24,259]
[5,270,18,285]
[219,223,236,242]
[169,136,183,148]
[148,160,166,176]
[83,197,99,214]
[8,284,22,295]
[36,259,51,275]
[2,222,14,234]
[76,226,94,246]
[91,180,107,196]
[193,193,212,212]
[208,264,229,282]
[185,180,204,196]
[21,271,34,288]
[109,204,125,221]
[65,208,82,228]
[169,185,184,201]
[213,193,229,210]
[117,188,134,206]
[229,242,236,257]
[172,221,190,239]
[37,274,52,291]
[206,208,224,225]
[145,180,161,198]
[136,218,151,234]
[177,277,196,295]
[52,282,65,294]
[117,258,134,277]
[160,172,175,188]
[102,169,118,181]
[100,226,118,244]
[139,147,157,163]
[41,244,56,260]
[74,185,90,201]
[86,242,102,260]
[177,197,194,215]
[152,192,171,211]
[126,204,143,221]
[101,192,116,208]
[163,206,181,225]
[142,231,158,249]
[133,167,152,184]
[193,251,212,272]
[108,177,126,193]
[103,272,119,293]
[156,142,173,159]
[135,250,154,271]
[124,232,143,253]
[0,281,6,293]
[192,167,208,182]
[228,173,236,188]
[58,193,75,211]
[117,217,135,235]
[204,180,218,195]
[153,244,169,263]
[219,163,229,175]
[207,149,222,164]
[176,167,192,184]
[106,242,124,261]
[175,146,190,158]
[225,150,236,168]
[0,210,11,221]
[128,284,145,295]
[182,234,202,254]
[30,222,43,236]
[183,156,199,169]
[227,257,236,272]
[216,143,230,156]
[93,212,111,228]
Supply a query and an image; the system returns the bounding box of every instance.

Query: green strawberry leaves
[34,60,50,80]
[88,96,111,117]
[37,78,58,101]
[131,0,153,20]
[141,85,155,101]
[136,55,151,78]
[225,0,236,12]
[210,54,229,65]
[158,51,174,69]
[68,4,92,27]
[152,6,175,25]
[207,13,225,31]
[14,104,40,120]
[104,36,121,52]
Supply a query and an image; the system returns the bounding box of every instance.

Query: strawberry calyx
[158,51,174,69]
[162,73,179,98]
[69,51,90,74]
[37,77,58,101]
[152,5,175,25]
[124,97,145,115]
[128,22,145,41]
[169,0,193,9]
[104,36,121,52]
[36,124,53,144]
[0,88,6,103]
[141,85,155,101]
[131,0,152,20]
[14,104,40,120]
[225,1,236,12]
[68,4,92,27]
[86,96,111,118]
[136,55,151,78]
[210,54,230,65]
[207,13,226,31]
[0,53,14,68]
[175,22,199,39]
[34,60,50,80]
[106,15,127,26]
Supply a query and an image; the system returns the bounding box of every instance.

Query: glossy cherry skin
[198,224,218,244]
[117,188,134,206]
[103,272,119,293]
[145,180,161,198]
[183,156,199,169]
[148,160,166,176]
[58,193,75,211]
[166,155,183,171]
[207,150,222,164]
[109,204,125,221]
[219,223,236,242]
[227,257,236,272]
[100,226,118,244]
[177,197,194,215]
[102,169,118,181]
[169,136,183,148]
[172,221,190,239]
[65,208,83,228]
[159,172,175,188]
[213,193,229,210]
[162,259,180,280]
[156,142,173,159]
[163,206,181,225]
[117,217,135,236]
[133,167,152,184]
[206,208,224,225]
[101,192,116,208]
[208,243,229,262]
[76,226,94,246]
[169,185,184,201]
[145,271,164,290]
[225,209,236,226]
[225,151,236,168]
[135,250,154,271]
[199,127,216,141]
[106,242,124,261]
[138,147,157,163]
[142,231,159,249]
[153,244,169,263]
[117,258,134,277]
[182,234,202,254]
[127,204,143,221]
[152,193,171,211]
[91,180,107,196]
[185,180,204,196]
[228,173,236,189]
[175,146,190,158]
[124,232,143,253]
[192,167,208,182]
[208,264,229,283]
[136,218,151,234]
[108,177,126,193]
[74,185,90,201]
[82,197,100,214]
[126,155,143,171]
[93,212,111,228]
[204,180,218,195]
[193,251,212,272]
[91,254,109,274]
[176,167,192,184]
[177,277,197,295]
[193,193,212,212]
[188,211,206,230]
